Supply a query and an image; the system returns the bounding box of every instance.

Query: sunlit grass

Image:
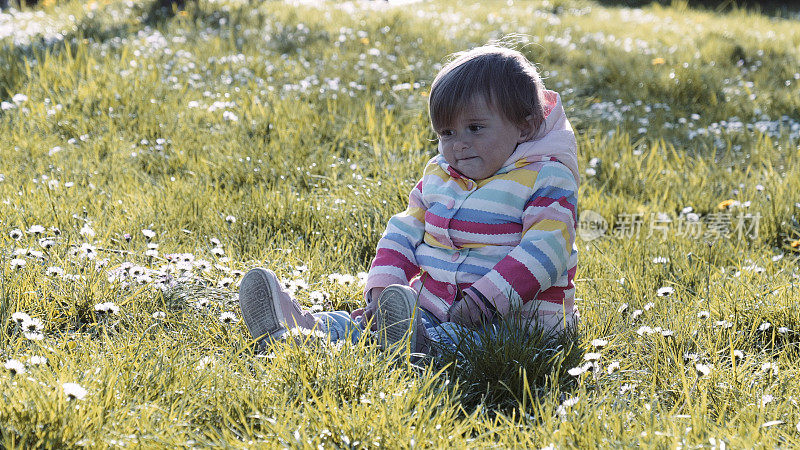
[1,0,800,446]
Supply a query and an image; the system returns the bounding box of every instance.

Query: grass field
[2,0,800,447]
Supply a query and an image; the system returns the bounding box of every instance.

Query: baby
[239,45,579,353]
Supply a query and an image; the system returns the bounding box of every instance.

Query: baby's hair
[428,45,546,135]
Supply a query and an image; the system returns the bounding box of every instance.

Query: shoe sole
[376,286,417,351]
[238,268,286,346]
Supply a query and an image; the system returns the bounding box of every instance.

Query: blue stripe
[517,240,559,284]
[458,262,492,276]
[537,163,575,182]
[471,187,530,204]
[454,208,520,224]
[530,186,574,201]
[540,231,568,270]
[417,253,460,271]
[382,232,416,250]
[417,253,492,277]
[389,218,423,238]
[425,181,461,199]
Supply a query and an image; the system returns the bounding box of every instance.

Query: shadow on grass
[429,313,582,416]
[592,0,800,17]
[0,0,230,98]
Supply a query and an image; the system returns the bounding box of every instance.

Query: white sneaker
[238,268,317,348]
[375,285,419,352]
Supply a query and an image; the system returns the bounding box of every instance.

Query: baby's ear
[517,115,538,143]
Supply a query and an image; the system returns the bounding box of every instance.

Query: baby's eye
[438,129,454,137]
[468,125,484,132]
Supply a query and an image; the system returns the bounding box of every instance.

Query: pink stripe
[371,249,418,281]
[525,197,576,223]
[419,274,453,305]
[529,287,566,304]
[467,279,510,315]
[449,218,522,235]
[424,211,450,229]
[491,256,542,302]
[526,195,570,209]
[566,264,576,289]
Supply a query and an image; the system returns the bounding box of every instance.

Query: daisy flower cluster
[274,265,367,313]
[10,311,44,341]
[2,354,87,401]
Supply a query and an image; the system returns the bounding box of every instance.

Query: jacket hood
[436,89,579,187]
[503,90,579,186]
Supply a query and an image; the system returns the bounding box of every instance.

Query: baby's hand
[447,292,484,329]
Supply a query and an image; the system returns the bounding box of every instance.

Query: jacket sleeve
[464,163,577,318]
[364,178,427,301]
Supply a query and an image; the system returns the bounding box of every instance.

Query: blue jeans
[313,311,364,344]
[315,308,487,353]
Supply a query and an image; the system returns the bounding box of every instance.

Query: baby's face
[435,96,525,181]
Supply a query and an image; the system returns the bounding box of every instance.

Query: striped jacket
[365,91,579,331]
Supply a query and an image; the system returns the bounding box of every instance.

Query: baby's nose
[453,136,470,150]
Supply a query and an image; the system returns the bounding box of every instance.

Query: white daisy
[715,320,733,329]
[761,362,779,375]
[79,224,95,238]
[562,396,580,408]
[695,363,712,377]
[94,302,120,315]
[21,317,43,333]
[10,258,26,270]
[27,225,45,235]
[586,339,606,350]
[567,365,587,377]
[219,312,238,324]
[584,352,601,361]
[309,290,329,303]
[11,312,31,324]
[63,382,88,400]
[28,356,47,366]
[337,274,356,286]
[24,332,44,341]
[656,286,674,297]
[4,359,26,374]
[39,239,56,249]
